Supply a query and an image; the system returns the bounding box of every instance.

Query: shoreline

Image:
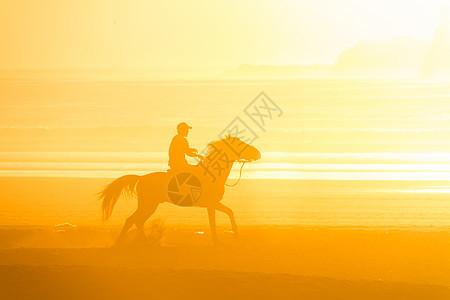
[1,223,450,233]
[2,177,450,228]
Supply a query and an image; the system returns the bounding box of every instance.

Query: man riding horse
[168,122,204,172]
[100,122,261,245]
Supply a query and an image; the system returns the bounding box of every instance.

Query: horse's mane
[203,136,254,164]
[206,139,223,154]
[205,136,243,157]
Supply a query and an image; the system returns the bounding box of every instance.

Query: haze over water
[2,73,450,178]
[1,72,450,228]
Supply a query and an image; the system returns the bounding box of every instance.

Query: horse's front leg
[207,206,219,245]
[215,202,239,239]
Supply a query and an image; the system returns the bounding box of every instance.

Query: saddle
[166,170,203,207]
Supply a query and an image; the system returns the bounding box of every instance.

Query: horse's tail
[99,175,140,220]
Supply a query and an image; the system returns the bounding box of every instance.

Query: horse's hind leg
[116,211,139,244]
[134,200,159,238]
[115,200,159,245]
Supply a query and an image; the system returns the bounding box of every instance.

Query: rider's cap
[177,122,192,131]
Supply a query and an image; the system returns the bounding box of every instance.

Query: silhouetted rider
[168,122,204,171]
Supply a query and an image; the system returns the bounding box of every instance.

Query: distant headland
[223,2,450,79]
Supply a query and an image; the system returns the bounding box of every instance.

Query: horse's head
[207,135,261,163]
[227,135,261,162]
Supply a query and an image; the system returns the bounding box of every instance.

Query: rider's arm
[186,148,204,159]
[186,148,198,157]
[184,138,203,159]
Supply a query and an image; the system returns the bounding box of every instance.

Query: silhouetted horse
[100,136,261,244]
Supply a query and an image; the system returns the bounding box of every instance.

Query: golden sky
[0,0,444,69]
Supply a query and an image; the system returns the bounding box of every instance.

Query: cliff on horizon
[223,3,450,80]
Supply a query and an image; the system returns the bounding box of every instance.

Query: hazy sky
[0,0,444,69]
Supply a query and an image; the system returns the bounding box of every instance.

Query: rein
[225,160,248,187]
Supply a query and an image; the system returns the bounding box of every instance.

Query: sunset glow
[0,0,445,69]
[1,1,450,299]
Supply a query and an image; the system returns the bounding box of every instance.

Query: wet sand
[1,177,450,298]
[0,225,449,299]
[2,266,449,300]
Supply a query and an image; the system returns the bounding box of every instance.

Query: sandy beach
[1,177,450,298]
[0,225,449,299]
